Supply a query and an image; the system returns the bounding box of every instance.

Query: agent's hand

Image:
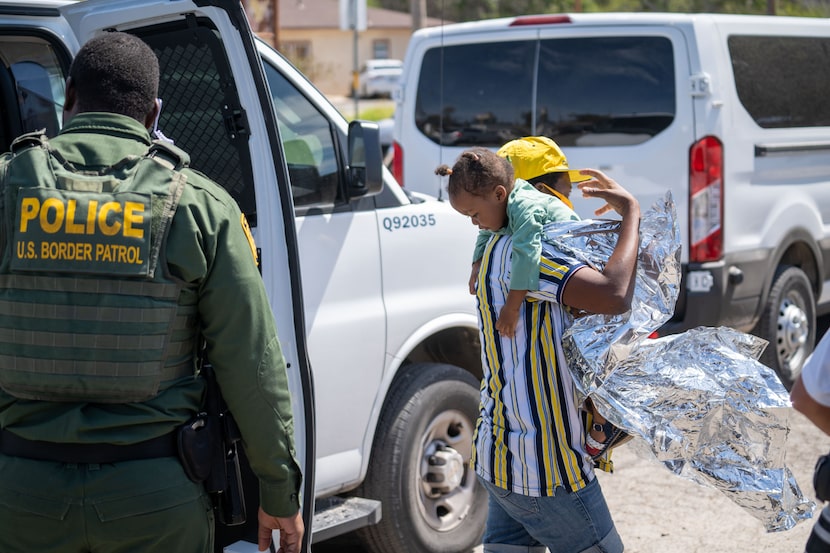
[258,507,304,553]
[469,259,482,294]
[575,168,638,218]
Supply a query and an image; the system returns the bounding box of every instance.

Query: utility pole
[767,0,776,15]
[272,0,279,45]
[352,0,359,116]
[411,0,426,32]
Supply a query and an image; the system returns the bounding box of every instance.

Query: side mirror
[347,120,383,198]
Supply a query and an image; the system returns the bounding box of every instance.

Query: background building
[243,0,444,96]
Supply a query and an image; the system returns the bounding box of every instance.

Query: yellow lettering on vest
[21,197,148,238]
[77,242,92,261]
[93,244,144,264]
[16,241,37,259]
[123,202,145,239]
[98,202,122,236]
[40,198,65,234]
[96,243,110,262]
[82,242,92,260]
[86,200,98,234]
[19,197,40,232]
[64,199,85,235]
[40,241,94,261]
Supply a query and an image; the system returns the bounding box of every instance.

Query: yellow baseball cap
[497,136,590,184]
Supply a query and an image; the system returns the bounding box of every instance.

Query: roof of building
[279,0,448,29]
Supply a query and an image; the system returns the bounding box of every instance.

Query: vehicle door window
[414,40,535,147]
[136,21,257,223]
[729,35,830,128]
[536,36,675,147]
[262,62,342,210]
[0,35,66,150]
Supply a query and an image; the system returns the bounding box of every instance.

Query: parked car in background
[356,58,402,98]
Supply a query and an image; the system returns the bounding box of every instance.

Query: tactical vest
[0,131,199,403]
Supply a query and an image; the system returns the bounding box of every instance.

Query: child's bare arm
[469,259,482,295]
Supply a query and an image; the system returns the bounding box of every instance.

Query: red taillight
[510,15,572,26]
[689,136,723,263]
[392,141,404,186]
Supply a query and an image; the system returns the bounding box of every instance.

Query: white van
[393,12,830,388]
[0,2,485,552]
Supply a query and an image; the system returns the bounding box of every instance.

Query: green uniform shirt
[0,113,301,517]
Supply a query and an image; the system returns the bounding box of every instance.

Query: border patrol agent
[0,32,303,553]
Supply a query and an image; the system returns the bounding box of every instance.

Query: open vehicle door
[0,1,315,551]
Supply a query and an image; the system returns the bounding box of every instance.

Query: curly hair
[68,32,159,122]
[435,148,514,199]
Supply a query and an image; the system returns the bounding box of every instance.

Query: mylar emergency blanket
[540,192,814,532]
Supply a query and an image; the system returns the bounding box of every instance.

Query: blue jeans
[478,476,623,553]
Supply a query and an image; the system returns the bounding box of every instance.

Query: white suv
[393,12,830,388]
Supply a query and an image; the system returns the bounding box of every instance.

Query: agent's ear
[143,98,161,130]
[62,77,76,124]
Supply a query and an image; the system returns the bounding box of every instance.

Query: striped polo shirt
[471,232,595,496]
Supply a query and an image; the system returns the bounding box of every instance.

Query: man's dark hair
[528,172,568,188]
[68,32,159,121]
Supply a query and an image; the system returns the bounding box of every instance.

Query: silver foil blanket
[540,192,814,532]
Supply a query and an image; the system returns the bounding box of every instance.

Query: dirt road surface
[316,408,827,553]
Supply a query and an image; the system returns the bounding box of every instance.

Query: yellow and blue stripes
[472,233,594,496]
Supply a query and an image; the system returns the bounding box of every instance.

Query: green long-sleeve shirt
[0,113,301,517]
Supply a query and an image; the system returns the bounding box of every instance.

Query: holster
[182,359,247,526]
[176,412,219,483]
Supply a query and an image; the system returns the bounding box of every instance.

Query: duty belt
[0,429,177,464]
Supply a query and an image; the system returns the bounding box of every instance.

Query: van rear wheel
[753,265,815,389]
[356,363,487,553]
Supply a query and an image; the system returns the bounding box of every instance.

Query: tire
[753,265,816,390]
[356,363,487,553]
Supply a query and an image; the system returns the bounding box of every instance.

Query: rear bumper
[659,249,775,335]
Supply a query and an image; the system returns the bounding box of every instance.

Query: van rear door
[56,1,314,551]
